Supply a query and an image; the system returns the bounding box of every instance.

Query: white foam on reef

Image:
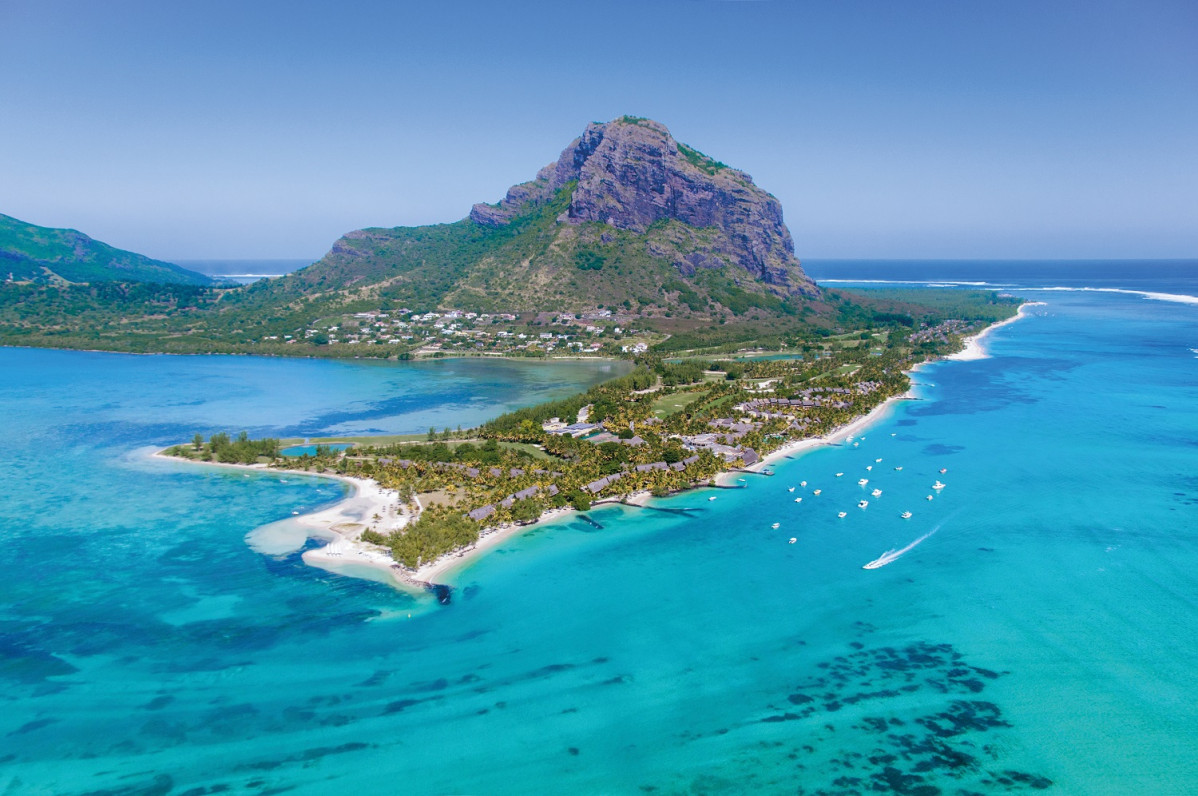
[1034,286,1198,306]
[817,279,1008,287]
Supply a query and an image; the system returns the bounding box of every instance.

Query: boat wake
[862,526,940,570]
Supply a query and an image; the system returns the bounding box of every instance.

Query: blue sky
[1,0,1194,260]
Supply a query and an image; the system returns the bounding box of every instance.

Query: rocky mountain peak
[471,116,816,297]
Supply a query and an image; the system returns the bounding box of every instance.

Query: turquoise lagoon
[2,268,1197,794]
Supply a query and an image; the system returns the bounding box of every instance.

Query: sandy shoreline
[945,302,1043,361]
[150,304,1037,597]
[148,452,421,592]
[715,391,910,486]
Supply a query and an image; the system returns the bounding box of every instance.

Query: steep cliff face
[471,116,816,297]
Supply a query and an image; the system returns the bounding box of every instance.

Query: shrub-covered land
[162,290,1018,570]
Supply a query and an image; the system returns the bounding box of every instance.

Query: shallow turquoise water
[1,282,1196,794]
[280,443,353,457]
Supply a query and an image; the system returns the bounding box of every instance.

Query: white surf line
[816,279,1008,287]
[862,526,940,570]
[1031,286,1198,306]
[817,281,1198,307]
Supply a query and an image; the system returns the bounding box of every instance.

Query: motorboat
[866,465,873,471]
[788,537,797,544]
[939,468,948,474]
[858,499,869,509]
[894,466,902,471]
[813,489,821,495]
[800,480,807,487]
[788,487,795,492]
[926,495,934,501]
[709,496,717,501]
[838,511,848,518]
[858,478,869,486]
[871,488,882,497]
[875,458,883,463]
[794,497,803,503]
[835,472,844,477]
[901,511,912,519]
[771,522,780,529]
[932,481,946,490]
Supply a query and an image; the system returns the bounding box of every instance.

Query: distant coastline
[153,302,1034,597]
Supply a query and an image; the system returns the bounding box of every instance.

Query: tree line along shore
[163,293,1019,574]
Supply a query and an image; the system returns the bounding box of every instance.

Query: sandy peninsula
[149,452,419,590]
[153,303,1038,596]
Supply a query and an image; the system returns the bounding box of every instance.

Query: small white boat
[788,487,795,492]
[771,522,780,529]
[894,466,902,471]
[866,465,873,471]
[709,496,718,501]
[932,481,946,490]
[890,433,896,437]
[858,500,869,509]
[875,458,883,463]
[813,489,821,495]
[292,510,300,515]
[788,537,797,544]
[794,497,803,503]
[838,511,848,518]
[926,495,934,501]
[871,488,882,497]
[853,442,859,447]
[901,511,912,519]
[939,468,948,474]
[738,478,746,482]
[835,472,844,477]
[800,480,807,487]
[858,478,869,486]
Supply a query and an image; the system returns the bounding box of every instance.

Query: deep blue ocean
[1,261,1195,794]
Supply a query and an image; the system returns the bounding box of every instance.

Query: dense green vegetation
[0,213,216,285]
[676,142,729,175]
[386,508,479,569]
[160,288,1018,573]
[167,432,281,464]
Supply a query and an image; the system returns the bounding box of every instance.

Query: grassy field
[651,390,708,417]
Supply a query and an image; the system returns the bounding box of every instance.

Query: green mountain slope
[0,213,217,286]
[0,116,1018,358]
[254,116,823,321]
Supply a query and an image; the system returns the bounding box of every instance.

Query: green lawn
[651,390,708,417]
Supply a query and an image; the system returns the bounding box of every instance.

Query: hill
[0,117,1017,358]
[252,116,821,321]
[0,213,217,286]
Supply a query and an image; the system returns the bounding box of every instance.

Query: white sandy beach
[149,452,419,590]
[720,302,1041,481]
[945,302,1043,361]
[148,303,1040,595]
[716,393,909,486]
